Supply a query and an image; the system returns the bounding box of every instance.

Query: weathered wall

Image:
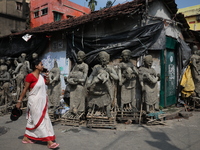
[148,0,183,39]
[40,32,70,91]
[0,0,29,36]
[0,0,23,17]
[0,16,26,36]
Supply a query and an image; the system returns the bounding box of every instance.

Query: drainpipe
[145,0,148,25]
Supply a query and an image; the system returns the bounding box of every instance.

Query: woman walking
[16,59,59,149]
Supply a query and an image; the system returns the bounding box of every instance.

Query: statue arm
[87,67,97,84]
[0,73,11,81]
[133,66,138,75]
[13,63,23,74]
[118,67,122,86]
[50,69,60,82]
[14,59,18,66]
[67,64,77,80]
[67,66,78,85]
[77,65,89,83]
[26,61,32,72]
[146,74,158,84]
[138,68,145,91]
[191,57,200,75]
[107,67,118,80]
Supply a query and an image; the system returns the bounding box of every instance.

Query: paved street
[0,110,200,150]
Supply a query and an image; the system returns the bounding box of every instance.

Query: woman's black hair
[31,59,41,70]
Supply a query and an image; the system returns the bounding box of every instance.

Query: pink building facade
[30,0,90,28]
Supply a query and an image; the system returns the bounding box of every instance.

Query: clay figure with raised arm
[47,60,61,111]
[13,53,32,99]
[118,49,138,111]
[67,51,88,115]
[15,59,59,149]
[190,45,200,97]
[138,55,160,112]
[87,51,118,118]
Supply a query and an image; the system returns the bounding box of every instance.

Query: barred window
[34,11,39,18]
[41,8,48,16]
[16,2,22,11]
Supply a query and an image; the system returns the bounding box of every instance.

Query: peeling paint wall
[148,0,182,39]
[40,33,69,91]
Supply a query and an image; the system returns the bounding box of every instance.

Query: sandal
[48,143,59,149]
[22,140,34,144]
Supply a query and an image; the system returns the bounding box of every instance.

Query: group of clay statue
[190,45,200,98]
[0,52,61,115]
[65,50,160,118]
[0,49,160,117]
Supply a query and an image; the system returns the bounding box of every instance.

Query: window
[196,15,200,21]
[54,12,63,21]
[41,8,48,16]
[34,11,39,18]
[16,2,22,11]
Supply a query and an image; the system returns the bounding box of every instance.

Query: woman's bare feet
[47,141,59,149]
[47,141,54,147]
[22,136,34,144]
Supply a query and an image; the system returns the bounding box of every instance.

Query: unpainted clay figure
[6,58,15,76]
[0,65,11,106]
[87,51,118,117]
[88,67,112,99]
[190,45,200,97]
[13,53,32,99]
[48,60,61,110]
[67,51,88,115]
[32,53,38,60]
[138,55,160,112]
[118,49,138,110]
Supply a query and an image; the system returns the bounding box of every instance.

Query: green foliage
[105,1,113,8]
[86,0,97,11]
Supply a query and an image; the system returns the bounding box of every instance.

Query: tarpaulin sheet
[0,34,48,59]
[67,22,164,66]
[178,37,192,68]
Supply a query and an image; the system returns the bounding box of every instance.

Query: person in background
[16,59,59,149]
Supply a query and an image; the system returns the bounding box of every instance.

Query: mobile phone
[43,68,48,73]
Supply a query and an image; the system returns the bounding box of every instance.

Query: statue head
[193,45,198,54]
[6,58,12,66]
[98,51,110,66]
[32,53,38,59]
[77,51,86,63]
[0,58,5,64]
[1,65,8,72]
[21,53,26,58]
[143,55,153,68]
[19,53,27,62]
[121,49,131,62]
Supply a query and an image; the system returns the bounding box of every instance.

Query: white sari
[24,74,55,141]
